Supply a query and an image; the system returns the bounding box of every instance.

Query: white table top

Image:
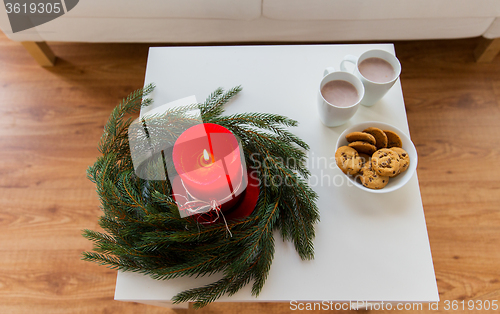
[115,44,439,306]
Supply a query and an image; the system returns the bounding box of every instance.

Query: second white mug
[340,50,401,107]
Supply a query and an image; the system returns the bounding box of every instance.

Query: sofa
[1,0,500,65]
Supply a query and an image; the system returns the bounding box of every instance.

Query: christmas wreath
[83,84,319,308]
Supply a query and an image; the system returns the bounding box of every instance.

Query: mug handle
[323,66,336,76]
[340,55,358,72]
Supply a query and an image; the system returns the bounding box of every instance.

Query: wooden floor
[0,32,499,314]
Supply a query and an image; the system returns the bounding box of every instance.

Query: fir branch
[82,252,135,271]
[172,276,234,308]
[99,84,155,155]
[199,85,242,121]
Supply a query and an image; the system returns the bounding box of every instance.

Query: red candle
[172,123,244,207]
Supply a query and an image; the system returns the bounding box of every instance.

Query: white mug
[340,50,401,107]
[317,67,365,127]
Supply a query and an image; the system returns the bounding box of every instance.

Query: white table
[115,44,439,309]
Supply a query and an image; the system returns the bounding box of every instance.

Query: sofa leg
[21,41,56,67]
[474,37,500,63]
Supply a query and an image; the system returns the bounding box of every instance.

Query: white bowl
[335,121,418,193]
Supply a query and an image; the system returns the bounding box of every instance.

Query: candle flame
[203,149,210,162]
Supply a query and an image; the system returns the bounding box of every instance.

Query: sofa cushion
[67,0,261,20]
[263,0,500,20]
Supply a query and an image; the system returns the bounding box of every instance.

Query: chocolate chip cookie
[390,147,410,174]
[372,148,401,177]
[383,130,403,148]
[358,153,371,166]
[345,131,376,146]
[363,127,388,149]
[335,146,362,175]
[358,160,389,189]
[348,141,377,155]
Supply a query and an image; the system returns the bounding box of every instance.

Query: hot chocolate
[358,57,396,83]
[320,80,359,108]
